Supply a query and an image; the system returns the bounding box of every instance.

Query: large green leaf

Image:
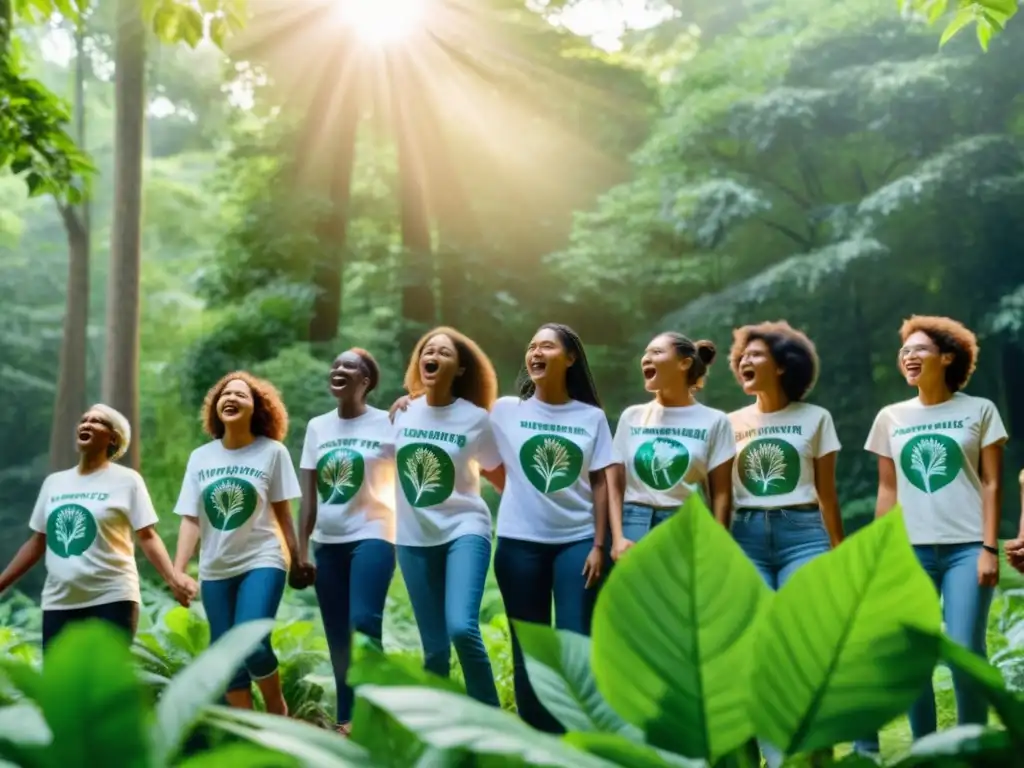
[152,618,275,765]
[176,741,300,767]
[750,509,942,754]
[562,733,704,768]
[890,724,1013,767]
[202,705,373,767]
[355,684,617,767]
[514,622,641,738]
[39,621,149,768]
[347,634,464,694]
[591,495,771,760]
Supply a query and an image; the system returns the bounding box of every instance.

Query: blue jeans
[493,535,597,733]
[853,542,993,755]
[201,567,287,693]
[42,600,139,651]
[732,508,831,767]
[622,502,675,542]
[314,538,396,724]
[397,534,499,706]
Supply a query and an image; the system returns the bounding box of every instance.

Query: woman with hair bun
[0,404,196,650]
[609,332,735,561]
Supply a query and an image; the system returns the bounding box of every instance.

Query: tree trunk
[102,0,146,469]
[49,18,91,472]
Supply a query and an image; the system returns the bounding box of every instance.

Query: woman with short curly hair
[391,328,502,707]
[859,315,1007,745]
[173,371,301,715]
[727,321,846,767]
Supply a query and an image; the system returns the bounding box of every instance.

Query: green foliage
[901,0,1019,50]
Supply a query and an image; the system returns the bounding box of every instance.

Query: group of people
[1,315,1022,763]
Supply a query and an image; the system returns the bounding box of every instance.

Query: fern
[744,443,787,493]
[54,507,87,555]
[910,437,947,494]
[649,439,679,488]
[532,438,571,493]
[211,481,246,527]
[404,447,442,504]
[322,453,355,502]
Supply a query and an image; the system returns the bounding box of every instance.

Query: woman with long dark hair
[391,327,502,707]
[609,332,734,560]
[293,348,396,735]
[173,372,302,716]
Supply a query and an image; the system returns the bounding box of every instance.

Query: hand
[289,560,316,590]
[388,395,412,423]
[171,571,198,607]
[611,537,634,562]
[582,546,604,589]
[1005,538,1024,572]
[978,549,999,587]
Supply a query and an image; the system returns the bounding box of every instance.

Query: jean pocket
[780,510,826,529]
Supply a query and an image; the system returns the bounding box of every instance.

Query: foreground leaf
[153,619,275,765]
[751,509,942,754]
[563,732,704,767]
[347,633,464,694]
[515,623,641,738]
[177,741,301,767]
[891,724,1013,766]
[591,496,771,760]
[356,684,617,767]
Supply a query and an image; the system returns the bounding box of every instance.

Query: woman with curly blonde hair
[0,404,196,650]
[856,315,1007,749]
[390,327,503,707]
[173,372,301,715]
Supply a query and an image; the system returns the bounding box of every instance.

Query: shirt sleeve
[269,442,302,503]
[128,472,160,530]
[28,475,50,534]
[611,408,630,465]
[864,408,892,458]
[299,420,318,470]
[589,412,616,472]
[173,456,202,518]
[980,399,1009,449]
[814,408,843,458]
[707,414,738,472]
[475,416,502,472]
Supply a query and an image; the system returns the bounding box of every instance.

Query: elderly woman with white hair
[0,404,197,649]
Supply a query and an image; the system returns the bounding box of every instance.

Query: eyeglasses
[898,344,937,359]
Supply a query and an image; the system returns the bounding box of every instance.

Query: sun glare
[337,0,427,45]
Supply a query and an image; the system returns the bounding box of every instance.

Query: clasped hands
[289,560,317,590]
[170,570,199,607]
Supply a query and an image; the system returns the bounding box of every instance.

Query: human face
[737,338,781,395]
[899,330,949,388]
[329,351,370,402]
[526,327,573,385]
[640,334,691,393]
[217,379,255,430]
[76,409,115,458]
[419,334,462,392]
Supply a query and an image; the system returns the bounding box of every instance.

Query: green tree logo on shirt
[203,477,259,531]
[739,437,800,496]
[634,438,690,491]
[46,504,98,558]
[520,434,584,494]
[398,444,455,507]
[316,448,365,504]
[900,433,962,494]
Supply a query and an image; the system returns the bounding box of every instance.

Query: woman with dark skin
[173,372,302,715]
[391,327,503,707]
[292,348,395,735]
[609,332,734,560]
[854,316,1006,755]
[0,404,196,650]
[727,322,845,768]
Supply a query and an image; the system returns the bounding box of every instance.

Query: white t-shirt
[490,396,616,544]
[614,401,736,508]
[864,393,1007,545]
[300,407,397,545]
[393,398,501,546]
[29,464,158,610]
[729,402,842,510]
[174,437,302,581]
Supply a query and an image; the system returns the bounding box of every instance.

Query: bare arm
[1017,469,1024,538]
[0,534,46,595]
[136,526,178,584]
[874,457,898,518]
[708,459,734,528]
[298,469,318,565]
[174,516,201,572]
[980,443,1003,549]
[590,469,609,549]
[814,452,844,547]
[607,463,625,544]
[481,464,506,494]
[272,500,300,566]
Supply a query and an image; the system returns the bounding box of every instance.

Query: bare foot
[336,722,352,737]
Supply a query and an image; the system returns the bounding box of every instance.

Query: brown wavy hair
[729,320,820,402]
[899,315,979,392]
[202,371,289,441]
[403,326,499,411]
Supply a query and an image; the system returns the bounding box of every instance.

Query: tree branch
[757,216,813,249]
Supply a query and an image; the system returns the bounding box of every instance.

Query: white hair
[88,404,131,462]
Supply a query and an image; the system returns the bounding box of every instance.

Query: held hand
[1005,538,1024,573]
[289,561,316,590]
[582,546,604,589]
[171,571,198,607]
[978,549,999,587]
[388,396,412,424]
[611,538,634,562]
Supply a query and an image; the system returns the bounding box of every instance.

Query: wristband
[982,544,999,555]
